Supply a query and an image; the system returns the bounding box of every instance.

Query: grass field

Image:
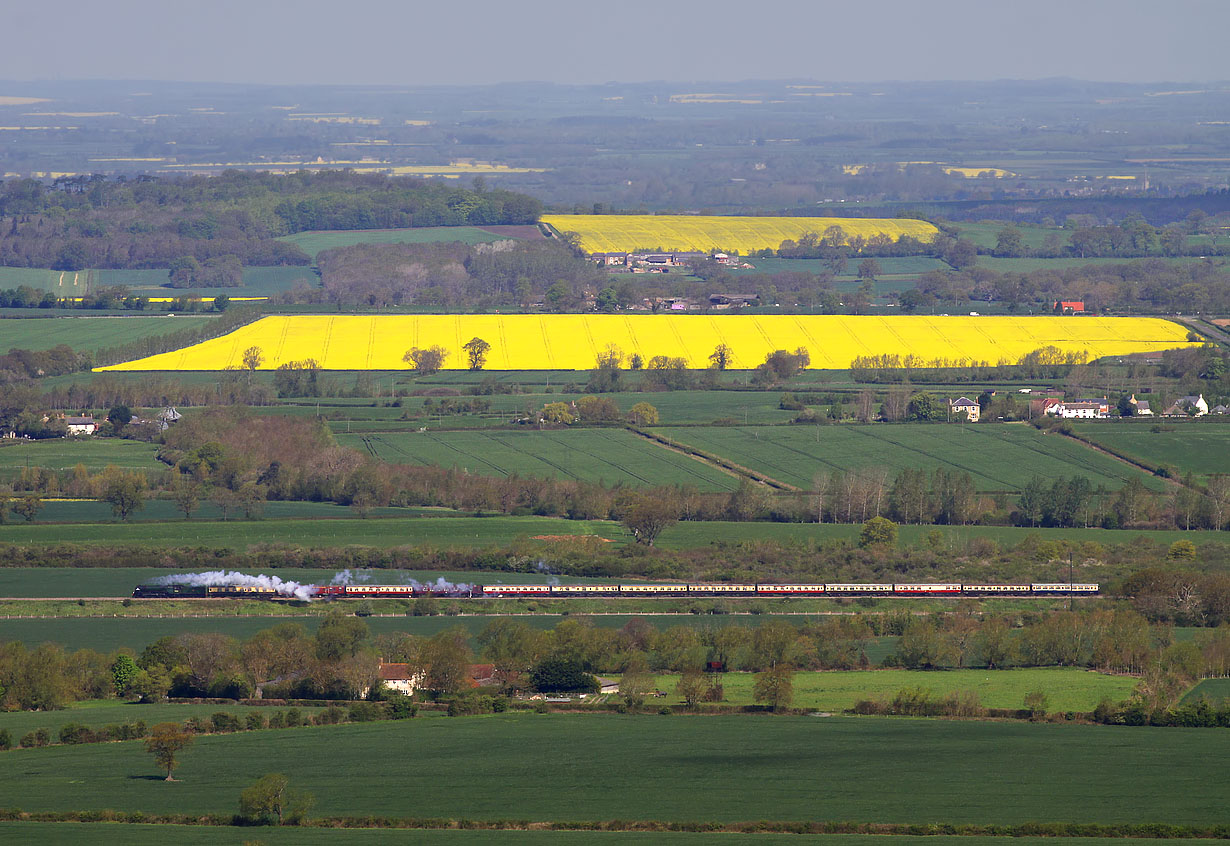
[0,701,323,741]
[96,314,1197,371]
[0,314,211,352]
[0,512,1217,550]
[951,222,1065,251]
[1,498,446,524]
[649,667,1135,712]
[974,256,1204,273]
[279,226,508,258]
[1181,677,1230,704]
[2,715,1226,824]
[337,429,738,490]
[1071,420,1230,480]
[3,830,1222,846]
[0,439,163,472]
[96,265,318,298]
[0,614,900,655]
[540,215,941,254]
[649,423,1164,492]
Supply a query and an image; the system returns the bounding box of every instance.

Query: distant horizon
[2,0,1228,88]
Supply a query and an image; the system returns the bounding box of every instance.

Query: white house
[375,662,422,696]
[1046,399,1110,419]
[1128,395,1153,417]
[64,415,97,436]
[949,397,981,422]
[1164,394,1209,417]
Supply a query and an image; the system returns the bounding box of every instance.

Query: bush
[246,712,267,731]
[58,723,97,745]
[315,705,346,725]
[347,702,383,723]
[211,712,243,733]
[388,695,418,720]
[20,729,50,748]
[284,708,303,727]
[0,729,10,750]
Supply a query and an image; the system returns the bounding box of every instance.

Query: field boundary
[630,426,798,491]
[1,811,1226,838]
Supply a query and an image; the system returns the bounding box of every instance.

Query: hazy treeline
[0,171,541,271]
[312,239,604,308]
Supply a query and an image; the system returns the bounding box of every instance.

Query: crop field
[2,715,1226,824]
[1071,420,1230,479]
[951,222,1066,251]
[649,424,1165,492]
[0,438,163,472]
[96,314,1197,371]
[974,256,1204,273]
[1182,677,1230,704]
[0,498,436,524]
[7,830,1222,846]
[96,265,318,298]
[0,267,93,294]
[650,667,1136,712]
[0,514,624,547]
[540,214,941,254]
[278,226,511,258]
[337,429,738,490]
[0,314,211,351]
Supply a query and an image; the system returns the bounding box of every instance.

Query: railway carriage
[483,584,552,596]
[550,584,620,595]
[757,584,826,595]
[619,584,689,594]
[894,583,962,595]
[963,584,1032,595]
[825,583,894,594]
[688,584,758,595]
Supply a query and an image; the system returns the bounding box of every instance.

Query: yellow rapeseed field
[539,215,941,254]
[98,315,1196,372]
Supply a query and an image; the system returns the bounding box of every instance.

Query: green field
[0,439,163,472]
[974,256,1203,273]
[279,226,508,258]
[0,314,212,351]
[1071,420,1230,480]
[337,430,738,490]
[2,829,1221,846]
[1181,677,1230,704]
[649,423,1164,492]
[1,715,1225,824]
[650,667,1135,712]
[0,498,445,524]
[97,265,318,298]
[951,222,1065,251]
[0,701,323,742]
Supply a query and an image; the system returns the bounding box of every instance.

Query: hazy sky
[3,0,1228,86]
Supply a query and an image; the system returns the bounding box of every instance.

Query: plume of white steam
[153,570,318,601]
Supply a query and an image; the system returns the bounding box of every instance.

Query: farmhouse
[708,293,760,309]
[1128,394,1153,416]
[375,662,422,696]
[1164,394,1209,417]
[1055,300,1086,314]
[1046,398,1110,419]
[949,397,981,422]
[64,415,97,436]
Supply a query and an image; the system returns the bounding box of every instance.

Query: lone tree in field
[858,516,898,549]
[241,345,264,371]
[621,493,678,546]
[463,337,492,370]
[145,721,193,781]
[403,345,449,375]
[103,470,146,521]
[753,664,795,712]
[709,343,734,370]
[12,494,43,523]
[239,772,315,825]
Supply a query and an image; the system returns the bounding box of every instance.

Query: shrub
[246,712,267,731]
[347,702,383,723]
[388,696,418,720]
[0,729,11,750]
[58,723,97,745]
[19,729,50,748]
[315,705,346,725]
[211,712,243,733]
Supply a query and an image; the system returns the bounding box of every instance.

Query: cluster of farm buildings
[946,392,1224,422]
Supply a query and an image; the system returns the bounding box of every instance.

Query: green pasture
[1071,420,1230,480]
[336,429,738,490]
[0,267,93,293]
[649,423,1165,492]
[974,256,1202,273]
[0,314,212,352]
[1181,677,1230,704]
[2,715,1226,824]
[649,667,1136,712]
[0,701,323,743]
[0,439,162,472]
[97,265,318,298]
[3,830,1222,846]
[951,222,1063,251]
[1,498,440,524]
[279,226,506,258]
[0,514,623,547]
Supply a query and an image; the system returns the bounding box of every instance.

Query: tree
[621,494,678,546]
[103,471,146,521]
[145,721,193,781]
[463,337,491,370]
[239,773,315,826]
[858,516,898,549]
[530,658,599,693]
[619,669,654,711]
[709,343,734,370]
[12,494,43,523]
[675,669,707,708]
[994,227,1025,258]
[540,401,575,424]
[752,665,795,711]
[404,345,449,375]
[108,405,132,430]
[576,395,619,422]
[1023,691,1049,719]
[627,402,659,426]
[111,654,139,697]
[173,479,201,519]
[241,345,264,371]
[856,258,882,281]
[906,392,942,421]
[420,628,473,697]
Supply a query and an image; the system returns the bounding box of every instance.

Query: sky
[2,0,1228,86]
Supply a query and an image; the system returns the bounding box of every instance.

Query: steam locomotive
[131,582,1098,600]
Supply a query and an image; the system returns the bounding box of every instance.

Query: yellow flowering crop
[539,214,940,254]
[98,315,1196,372]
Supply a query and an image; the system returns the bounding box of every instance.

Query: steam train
[131,582,1099,600]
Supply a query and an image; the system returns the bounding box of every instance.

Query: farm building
[1164,394,1209,417]
[949,397,981,422]
[1046,399,1110,419]
[1054,300,1086,314]
[1128,395,1153,416]
[64,415,97,436]
[375,662,422,696]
